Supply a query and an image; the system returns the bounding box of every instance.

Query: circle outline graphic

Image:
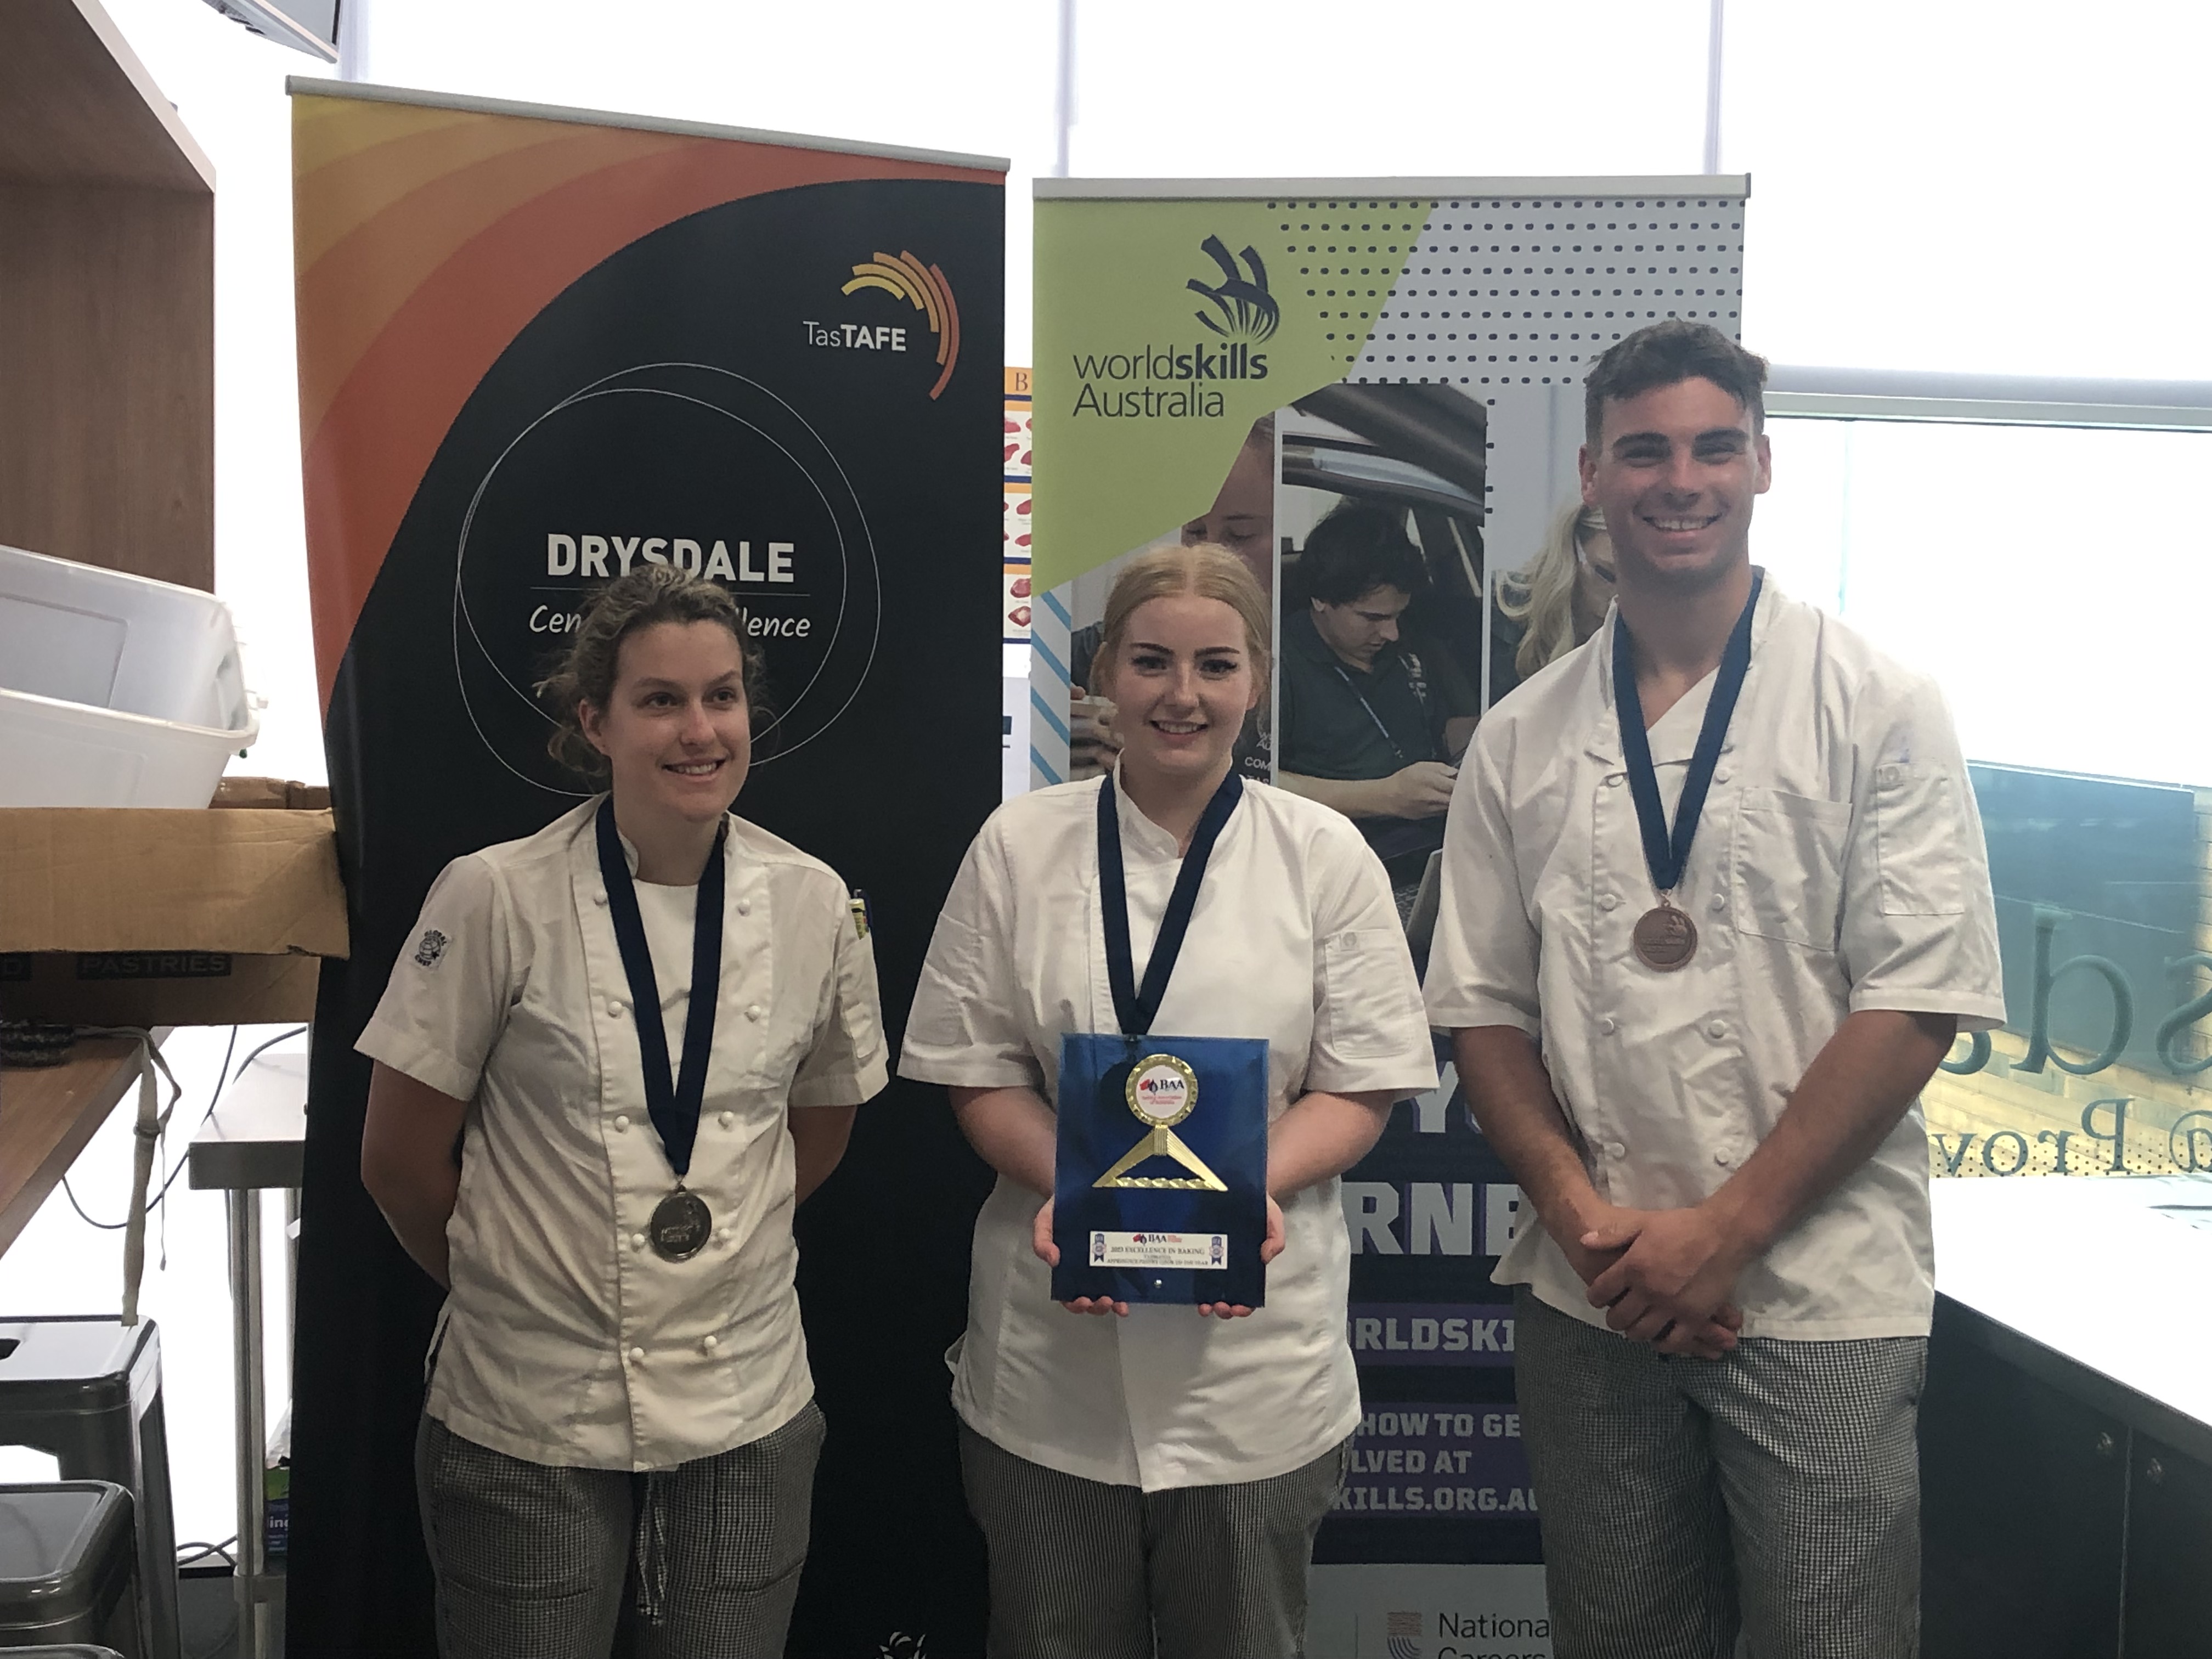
[451,362,882,797]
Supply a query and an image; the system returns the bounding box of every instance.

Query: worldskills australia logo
[1068,234,1273,419]
[801,250,962,399]
[1188,233,1279,343]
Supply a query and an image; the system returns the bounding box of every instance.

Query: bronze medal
[1632,901,1698,972]
[1612,572,1762,979]
[648,1187,712,1261]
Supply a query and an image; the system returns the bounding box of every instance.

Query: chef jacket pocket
[1319,928,1423,1059]
[1732,788,1851,950]
[1874,763,1968,916]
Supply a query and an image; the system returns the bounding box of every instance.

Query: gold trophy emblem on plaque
[1093,1053,1229,1192]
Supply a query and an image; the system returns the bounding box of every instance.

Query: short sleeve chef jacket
[358,798,888,1471]
[1424,579,2005,1341]
[900,775,1437,1492]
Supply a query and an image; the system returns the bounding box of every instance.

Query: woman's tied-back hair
[1496,499,1610,681]
[1091,541,1272,692]
[535,564,768,778]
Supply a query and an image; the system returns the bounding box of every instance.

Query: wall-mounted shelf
[0,0,215,589]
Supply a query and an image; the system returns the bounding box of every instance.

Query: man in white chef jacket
[1426,319,2005,1659]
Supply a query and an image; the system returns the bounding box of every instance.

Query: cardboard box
[212,777,332,811]
[0,786,348,1026]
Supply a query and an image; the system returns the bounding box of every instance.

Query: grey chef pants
[957,1421,1347,1659]
[415,1402,823,1659]
[1513,1288,1925,1659]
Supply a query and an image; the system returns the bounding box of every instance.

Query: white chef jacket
[900,774,1437,1491]
[1425,578,2005,1340]
[358,797,888,1471]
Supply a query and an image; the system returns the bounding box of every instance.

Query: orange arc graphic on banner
[840,250,962,398]
[290,91,998,713]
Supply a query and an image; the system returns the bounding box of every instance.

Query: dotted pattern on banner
[1261,194,1745,391]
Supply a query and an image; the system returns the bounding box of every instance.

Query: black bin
[0,1320,177,1659]
[0,1481,139,1656]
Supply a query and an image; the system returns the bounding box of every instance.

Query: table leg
[227,1188,268,1659]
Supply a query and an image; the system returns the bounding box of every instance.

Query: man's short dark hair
[1584,320,1769,446]
[1300,502,1425,606]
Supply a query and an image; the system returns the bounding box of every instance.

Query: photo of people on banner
[1058,387,1491,922]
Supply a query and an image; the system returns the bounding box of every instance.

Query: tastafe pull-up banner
[287,80,1003,1657]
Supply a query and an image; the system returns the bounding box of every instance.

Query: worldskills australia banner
[287,80,1002,1658]
[1031,177,1747,1657]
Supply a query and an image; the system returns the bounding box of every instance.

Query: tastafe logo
[1385,1609,1423,1659]
[1187,234,1279,343]
[842,252,962,399]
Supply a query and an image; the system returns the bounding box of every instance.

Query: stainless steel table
[187,1037,306,1659]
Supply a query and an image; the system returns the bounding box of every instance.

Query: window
[1762,415,2212,1180]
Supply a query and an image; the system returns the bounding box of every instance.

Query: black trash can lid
[0,1482,134,1618]
[0,1318,156,1413]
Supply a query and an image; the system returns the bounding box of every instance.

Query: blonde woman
[1492,499,1616,695]
[902,543,1436,1659]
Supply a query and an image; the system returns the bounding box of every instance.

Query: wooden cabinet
[0,0,213,589]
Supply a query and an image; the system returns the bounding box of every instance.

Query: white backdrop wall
[82,0,2212,786]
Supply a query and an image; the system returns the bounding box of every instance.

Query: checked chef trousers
[1513,1288,1926,1659]
[415,1402,824,1659]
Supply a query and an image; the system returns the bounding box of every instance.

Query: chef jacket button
[593,890,608,906]
[737,900,752,917]
[1606,1140,1628,1159]
[1714,1150,1735,1167]
[1600,894,1619,912]
[1715,769,1731,783]
[1706,1019,1728,1040]
[608,1000,625,1018]
[1598,1016,1618,1036]
[746,1005,763,1022]
[719,1110,735,1128]
[1604,774,1623,788]
[627,1346,646,1363]
[629,1232,646,1250]
[614,1114,631,1132]
[715,1226,732,1243]
[701,1335,719,1353]
[1710,894,1727,912]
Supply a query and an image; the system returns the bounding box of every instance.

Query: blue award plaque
[1052,1032,1269,1307]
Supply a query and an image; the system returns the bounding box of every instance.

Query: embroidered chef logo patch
[413,929,450,968]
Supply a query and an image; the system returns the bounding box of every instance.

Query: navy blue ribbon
[1096,770,1243,1038]
[595,798,726,1180]
[1611,569,1763,895]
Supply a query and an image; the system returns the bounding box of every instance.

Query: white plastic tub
[0,543,259,808]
